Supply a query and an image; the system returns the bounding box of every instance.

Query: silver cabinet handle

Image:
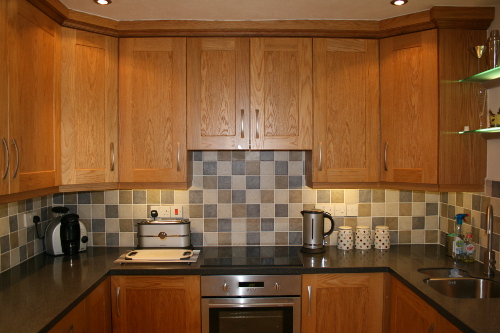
[428,323,435,333]
[110,142,115,172]
[307,285,312,316]
[177,142,181,172]
[384,142,388,172]
[68,324,74,333]
[2,138,9,180]
[116,287,121,318]
[12,139,19,179]
[241,109,245,138]
[318,142,323,171]
[255,109,260,139]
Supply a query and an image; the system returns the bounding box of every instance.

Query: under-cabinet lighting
[391,0,408,5]
[94,0,112,5]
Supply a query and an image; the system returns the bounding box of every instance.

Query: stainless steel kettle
[300,209,334,253]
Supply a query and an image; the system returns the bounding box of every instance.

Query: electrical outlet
[346,204,358,216]
[171,206,183,218]
[150,206,171,218]
[323,205,334,215]
[23,212,35,228]
[315,205,326,212]
[334,204,347,217]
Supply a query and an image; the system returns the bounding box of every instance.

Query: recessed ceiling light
[391,0,408,5]
[94,0,112,5]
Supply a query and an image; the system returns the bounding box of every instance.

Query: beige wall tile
[331,190,345,203]
[386,190,400,203]
[399,217,412,231]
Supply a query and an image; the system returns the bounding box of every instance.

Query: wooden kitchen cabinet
[49,277,111,333]
[60,27,118,189]
[187,37,250,150]
[48,300,87,333]
[380,29,487,191]
[5,0,60,194]
[389,276,461,333]
[187,37,312,150]
[0,0,7,196]
[119,38,191,189]
[302,273,387,333]
[111,275,201,333]
[306,38,379,188]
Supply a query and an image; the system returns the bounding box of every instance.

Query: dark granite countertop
[1,245,499,333]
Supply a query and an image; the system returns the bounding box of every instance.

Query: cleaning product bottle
[452,214,468,260]
[462,232,476,263]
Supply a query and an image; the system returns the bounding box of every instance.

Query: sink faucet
[484,205,496,277]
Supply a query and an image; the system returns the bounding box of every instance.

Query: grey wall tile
[260,151,274,161]
[232,161,246,175]
[275,161,288,175]
[246,176,260,189]
[189,190,204,204]
[232,190,246,203]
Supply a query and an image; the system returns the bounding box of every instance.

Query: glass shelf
[459,127,500,134]
[460,67,500,83]
[459,127,500,139]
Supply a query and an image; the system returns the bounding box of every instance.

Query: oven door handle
[207,302,295,308]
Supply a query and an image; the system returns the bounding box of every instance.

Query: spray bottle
[453,214,468,260]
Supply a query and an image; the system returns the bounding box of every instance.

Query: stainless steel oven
[201,275,301,333]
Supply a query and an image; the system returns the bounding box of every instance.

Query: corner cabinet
[49,278,111,333]
[380,29,487,191]
[5,0,60,194]
[119,38,191,189]
[302,273,388,333]
[389,277,461,333]
[60,27,118,189]
[187,37,313,150]
[306,38,379,188]
[111,275,201,333]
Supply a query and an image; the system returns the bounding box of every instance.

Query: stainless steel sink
[425,277,500,298]
[418,268,470,278]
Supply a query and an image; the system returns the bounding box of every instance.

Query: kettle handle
[323,212,335,237]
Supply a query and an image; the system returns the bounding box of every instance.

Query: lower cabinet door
[302,273,387,333]
[111,275,201,333]
[390,276,461,333]
[48,301,86,333]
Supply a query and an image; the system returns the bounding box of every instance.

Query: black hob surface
[199,246,303,267]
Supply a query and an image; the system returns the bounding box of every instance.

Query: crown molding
[27,1,495,38]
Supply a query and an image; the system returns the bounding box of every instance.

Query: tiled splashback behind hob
[1,151,499,272]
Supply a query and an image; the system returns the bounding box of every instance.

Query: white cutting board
[125,249,194,261]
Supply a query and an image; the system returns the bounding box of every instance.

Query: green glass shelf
[459,127,500,134]
[460,67,500,83]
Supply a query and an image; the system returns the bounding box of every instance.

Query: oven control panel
[201,275,301,297]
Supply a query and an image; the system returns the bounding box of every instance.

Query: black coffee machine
[59,213,81,256]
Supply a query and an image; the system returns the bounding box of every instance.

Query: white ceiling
[59,0,500,21]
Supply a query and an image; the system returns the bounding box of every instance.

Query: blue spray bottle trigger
[455,213,468,224]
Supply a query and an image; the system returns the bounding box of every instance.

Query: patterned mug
[337,226,353,250]
[355,225,371,250]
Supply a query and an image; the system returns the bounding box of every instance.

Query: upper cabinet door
[187,38,250,150]
[61,28,118,186]
[380,30,438,185]
[310,38,379,186]
[0,0,8,196]
[7,0,61,194]
[119,38,188,185]
[250,38,313,150]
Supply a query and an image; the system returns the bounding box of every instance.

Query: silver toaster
[137,220,192,249]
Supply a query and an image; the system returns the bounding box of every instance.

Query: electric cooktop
[199,246,303,267]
